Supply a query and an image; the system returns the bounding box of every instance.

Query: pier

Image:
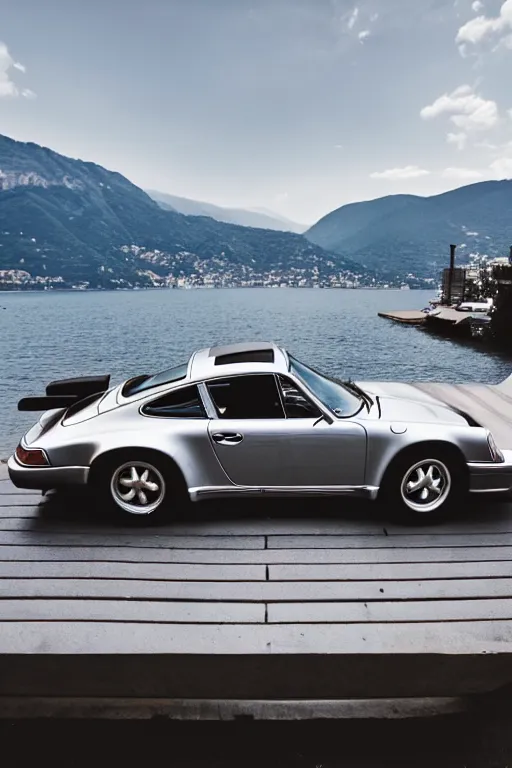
[379,307,487,338]
[2,448,512,718]
[377,310,427,325]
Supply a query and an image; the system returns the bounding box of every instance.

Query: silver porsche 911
[8,341,512,522]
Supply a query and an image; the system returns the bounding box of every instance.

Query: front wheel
[379,449,467,523]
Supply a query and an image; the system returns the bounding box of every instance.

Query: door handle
[212,432,243,445]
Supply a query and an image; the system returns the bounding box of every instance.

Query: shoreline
[0,285,429,293]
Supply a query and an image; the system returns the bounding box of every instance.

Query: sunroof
[214,349,275,366]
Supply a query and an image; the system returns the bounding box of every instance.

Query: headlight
[487,432,504,463]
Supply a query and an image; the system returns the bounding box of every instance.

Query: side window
[207,375,285,419]
[142,385,205,418]
[278,375,321,419]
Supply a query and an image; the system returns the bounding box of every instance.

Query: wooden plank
[3,510,512,536]
[0,487,38,496]
[269,598,512,624]
[0,508,512,541]
[384,517,512,536]
[0,484,38,495]
[268,533,512,549]
[0,513,389,536]
[3,511,512,536]
[2,577,512,601]
[0,495,44,507]
[0,562,265,581]
[0,531,265,549]
[0,599,264,623]
[1,544,511,564]
[269,561,512,581]
[1,620,512,655]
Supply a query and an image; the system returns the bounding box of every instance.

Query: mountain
[0,135,370,290]
[146,189,307,233]
[306,182,512,277]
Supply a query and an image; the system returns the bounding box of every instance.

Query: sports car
[8,341,512,522]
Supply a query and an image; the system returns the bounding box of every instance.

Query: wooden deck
[2,458,512,717]
[378,310,427,324]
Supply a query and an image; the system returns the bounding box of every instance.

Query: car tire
[91,451,187,524]
[379,447,467,524]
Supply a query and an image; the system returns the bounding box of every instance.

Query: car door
[206,373,290,486]
[206,373,367,488]
[277,375,367,487]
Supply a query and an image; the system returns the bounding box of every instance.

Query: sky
[1,0,512,224]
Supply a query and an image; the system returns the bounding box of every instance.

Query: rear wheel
[111,460,166,515]
[91,451,186,523]
[379,448,467,523]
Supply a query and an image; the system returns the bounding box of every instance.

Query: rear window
[123,363,188,397]
[142,385,205,418]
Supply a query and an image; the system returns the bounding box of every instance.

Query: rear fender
[47,421,230,492]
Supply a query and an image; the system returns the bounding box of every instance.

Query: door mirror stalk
[313,413,333,426]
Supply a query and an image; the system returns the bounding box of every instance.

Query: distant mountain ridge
[146,189,307,233]
[306,182,512,276]
[0,134,371,289]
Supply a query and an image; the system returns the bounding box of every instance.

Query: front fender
[365,421,492,488]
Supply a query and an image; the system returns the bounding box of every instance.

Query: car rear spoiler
[18,375,111,411]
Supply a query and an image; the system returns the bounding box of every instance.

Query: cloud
[420,85,499,137]
[0,42,19,97]
[472,0,484,10]
[347,7,359,30]
[478,139,512,177]
[358,29,370,42]
[490,150,512,177]
[21,88,36,99]
[441,167,483,179]
[334,144,343,149]
[456,0,512,50]
[0,41,32,98]
[490,157,512,176]
[447,131,468,150]
[370,166,430,180]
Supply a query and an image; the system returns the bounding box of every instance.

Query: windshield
[123,363,188,397]
[289,356,362,418]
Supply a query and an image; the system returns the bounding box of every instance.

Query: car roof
[189,341,289,382]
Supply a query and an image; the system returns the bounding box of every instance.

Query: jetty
[378,310,427,325]
[380,245,512,344]
[2,430,512,719]
[380,307,485,337]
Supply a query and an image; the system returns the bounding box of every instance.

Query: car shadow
[32,486,512,531]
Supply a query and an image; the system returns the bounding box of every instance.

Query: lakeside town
[0,266,435,291]
[0,242,437,291]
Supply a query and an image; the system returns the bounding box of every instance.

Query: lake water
[1,288,512,457]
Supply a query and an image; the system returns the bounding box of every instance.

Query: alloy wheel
[110,461,166,515]
[400,458,451,513]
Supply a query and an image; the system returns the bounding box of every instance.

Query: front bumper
[468,449,512,494]
[7,454,89,490]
